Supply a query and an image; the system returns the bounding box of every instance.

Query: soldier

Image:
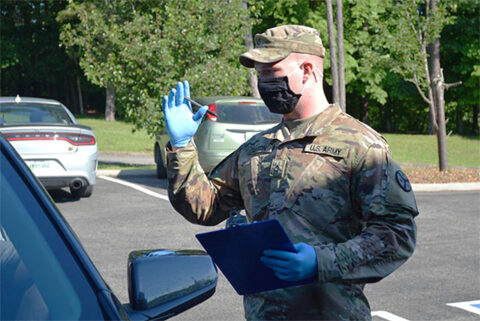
[162,25,418,321]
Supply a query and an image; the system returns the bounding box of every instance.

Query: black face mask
[258,75,302,114]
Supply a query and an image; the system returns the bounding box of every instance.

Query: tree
[340,1,390,124]
[378,0,456,170]
[59,0,252,133]
[324,0,346,112]
[243,0,260,98]
[441,0,480,135]
[325,0,340,106]
[336,0,346,111]
[0,0,102,113]
[58,0,128,121]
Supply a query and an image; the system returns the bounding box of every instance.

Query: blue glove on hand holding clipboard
[261,243,318,282]
[196,218,316,295]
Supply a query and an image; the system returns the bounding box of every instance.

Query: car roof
[194,96,264,105]
[0,96,63,106]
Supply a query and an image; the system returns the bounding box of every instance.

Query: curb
[97,169,155,177]
[411,182,480,192]
[97,169,480,192]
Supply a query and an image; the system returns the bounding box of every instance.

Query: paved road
[54,174,480,321]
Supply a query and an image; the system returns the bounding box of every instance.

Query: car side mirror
[125,249,217,320]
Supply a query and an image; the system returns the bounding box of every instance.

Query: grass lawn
[76,115,155,154]
[77,116,479,168]
[383,133,479,168]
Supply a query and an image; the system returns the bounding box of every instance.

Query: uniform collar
[265,104,342,142]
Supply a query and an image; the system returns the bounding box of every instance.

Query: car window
[0,103,73,125]
[216,104,282,124]
[0,148,105,320]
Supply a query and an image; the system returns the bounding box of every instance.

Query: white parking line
[447,300,480,315]
[99,175,169,201]
[371,311,409,321]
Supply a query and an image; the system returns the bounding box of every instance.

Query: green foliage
[254,1,390,105]
[59,0,252,136]
[377,0,453,95]
[442,0,480,134]
[4,0,472,137]
[341,0,389,105]
[1,2,68,100]
[1,1,71,78]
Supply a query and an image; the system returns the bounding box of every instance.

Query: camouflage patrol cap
[239,25,325,68]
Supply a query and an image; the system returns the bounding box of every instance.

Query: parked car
[0,95,97,197]
[0,134,217,320]
[155,96,282,178]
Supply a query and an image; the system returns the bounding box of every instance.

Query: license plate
[27,161,51,170]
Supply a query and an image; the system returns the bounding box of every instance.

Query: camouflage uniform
[165,25,418,320]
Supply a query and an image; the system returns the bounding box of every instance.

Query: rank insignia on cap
[395,170,412,192]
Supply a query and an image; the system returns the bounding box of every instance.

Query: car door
[0,136,120,320]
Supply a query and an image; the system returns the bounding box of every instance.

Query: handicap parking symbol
[447,300,480,315]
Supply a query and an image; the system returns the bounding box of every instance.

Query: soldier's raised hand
[162,81,208,147]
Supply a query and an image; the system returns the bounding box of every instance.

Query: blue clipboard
[195,218,315,295]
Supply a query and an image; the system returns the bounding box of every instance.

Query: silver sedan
[0,96,97,198]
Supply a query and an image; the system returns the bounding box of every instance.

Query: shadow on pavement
[48,188,80,203]
[114,171,169,190]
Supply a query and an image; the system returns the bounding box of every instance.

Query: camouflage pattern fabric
[165,104,418,320]
[240,25,326,68]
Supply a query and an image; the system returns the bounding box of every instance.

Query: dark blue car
[0,134,217,320]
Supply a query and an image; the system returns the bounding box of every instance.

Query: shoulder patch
[395,170,412,192]
[386,160,418,215]
[304,144,347,158]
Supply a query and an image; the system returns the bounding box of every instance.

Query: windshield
[0,103,73,125]
[216,104,282,124]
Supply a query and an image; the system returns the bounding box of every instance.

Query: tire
[71,185,93,198]
[155,144,167,179]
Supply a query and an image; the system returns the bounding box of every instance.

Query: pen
[185,97,217,117]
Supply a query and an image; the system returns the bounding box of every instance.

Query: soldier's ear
[302,62,314,83]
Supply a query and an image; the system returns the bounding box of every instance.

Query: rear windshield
[216,104,282,124]
[0,103,73,125]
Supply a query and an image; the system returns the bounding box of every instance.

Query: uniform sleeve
[314,143,418,283]
[165,140,244,226]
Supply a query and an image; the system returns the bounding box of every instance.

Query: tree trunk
[434,69,448,171]
[325,0,339,105]
[76,76,84,115]
[69,75,77,113]
[336,0,346,112]
[428,0,448,171]
[63,77,70,109]
[414,5,436,135]
[105,83,115,121]
[248,72,260,98]
[473,104,479,135]
[456,104,463,134]
[384,97,392,132]
[362,97,370,125]
[242,0,260,98]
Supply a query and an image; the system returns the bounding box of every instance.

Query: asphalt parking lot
[54,174,480,321]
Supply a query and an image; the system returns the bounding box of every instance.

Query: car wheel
[71,185,93,198]
[155,145,167,179]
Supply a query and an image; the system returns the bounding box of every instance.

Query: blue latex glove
[162,80,208,147]
[260,243,318,282]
